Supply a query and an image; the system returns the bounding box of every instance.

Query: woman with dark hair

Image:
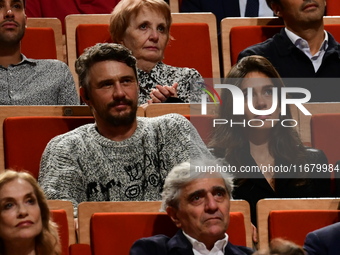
[210,55,331,227]
[0,170,61,255]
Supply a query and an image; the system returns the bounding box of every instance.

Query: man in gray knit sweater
[38,43,212,214]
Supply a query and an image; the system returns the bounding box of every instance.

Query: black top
[231,146,332,225]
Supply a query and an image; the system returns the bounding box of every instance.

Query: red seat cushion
[311,113,340,166]
[164,23,213,78]
[230,25,283,65]
[90,212,178,255]
[3,116,95,179]
[76,24,112,57]
[269,210,340,246]
[21,27,57,59]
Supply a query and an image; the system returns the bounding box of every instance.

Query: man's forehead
[91,60,135,75]
[183,178,226,193]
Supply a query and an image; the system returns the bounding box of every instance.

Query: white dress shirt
[183,231,229,255]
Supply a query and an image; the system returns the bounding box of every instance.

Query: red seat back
[50,209,70,255]
[269,210,340,246]
[3,116,95,179]
[69,244,92,255]
[21,27,57,59]
[228,212,247,247]
[184,115,216,145]
[90,211,246,254]
[311,113,340,166]
[326,0,340,15]
[230,25,283,65]
[76,24,112,57]
[164,23,213,78]
[75,23,213,78]
[90,212,178,255]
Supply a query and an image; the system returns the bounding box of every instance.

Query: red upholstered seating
[164,23,213,78]
[269,210,340,246]
[69,244,92,255]
[75,23,213,78]
[326,0,340,15]
[230,25,283,65]
[310,113,340,166]
[184,115,216,145]
[228,212,247,247]
[75,24,112,57]
[50,209,70,255]
[3,116,95,179]
[90,212,178,255]
[21,27,57,59]
[89,211,247,254]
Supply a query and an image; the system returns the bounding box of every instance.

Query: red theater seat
[326,0,340,15]
[89,211,247,254]
[269,210,340,246]
[3,116,94,179]
[50,209,70,255]
[164,23,213,78]
[311,113,340,166]
[75,24,112,57]
[21,27,57,59]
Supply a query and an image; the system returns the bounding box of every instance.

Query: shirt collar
[285,28,328,53]
[182,230,228,254]
[14,54,37,66]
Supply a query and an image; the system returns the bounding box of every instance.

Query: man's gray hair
[161,157,234,211]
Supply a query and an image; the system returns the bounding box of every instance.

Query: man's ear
[80,87,90,105]
[271,3,282,17]
[166,207,182,228]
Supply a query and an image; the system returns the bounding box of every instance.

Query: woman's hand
[149,82,178,103]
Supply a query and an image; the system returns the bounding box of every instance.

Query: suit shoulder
[130,235,171,255]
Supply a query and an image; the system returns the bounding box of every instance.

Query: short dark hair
[266,0,280,10]
[75,43,137,98]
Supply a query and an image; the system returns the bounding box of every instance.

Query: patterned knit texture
[138,62,204,105]
[0,55,79,105]
[38,114,211,215]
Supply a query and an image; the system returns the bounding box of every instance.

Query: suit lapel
[167,230,194,255]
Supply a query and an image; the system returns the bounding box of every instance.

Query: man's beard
[0,22,25,46]
[104,99,138,127]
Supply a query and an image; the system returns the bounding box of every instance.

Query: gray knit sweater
[39,114,211,214]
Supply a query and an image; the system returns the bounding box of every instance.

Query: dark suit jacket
[303,222,340,255]
[130,230,253,255]
[238,28,340,102]
[181,0,241,32]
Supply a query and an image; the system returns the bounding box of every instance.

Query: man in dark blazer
[303,222,340,255]
[130,159,253,255]
[181,0,273,32]
[238,0,340,102]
